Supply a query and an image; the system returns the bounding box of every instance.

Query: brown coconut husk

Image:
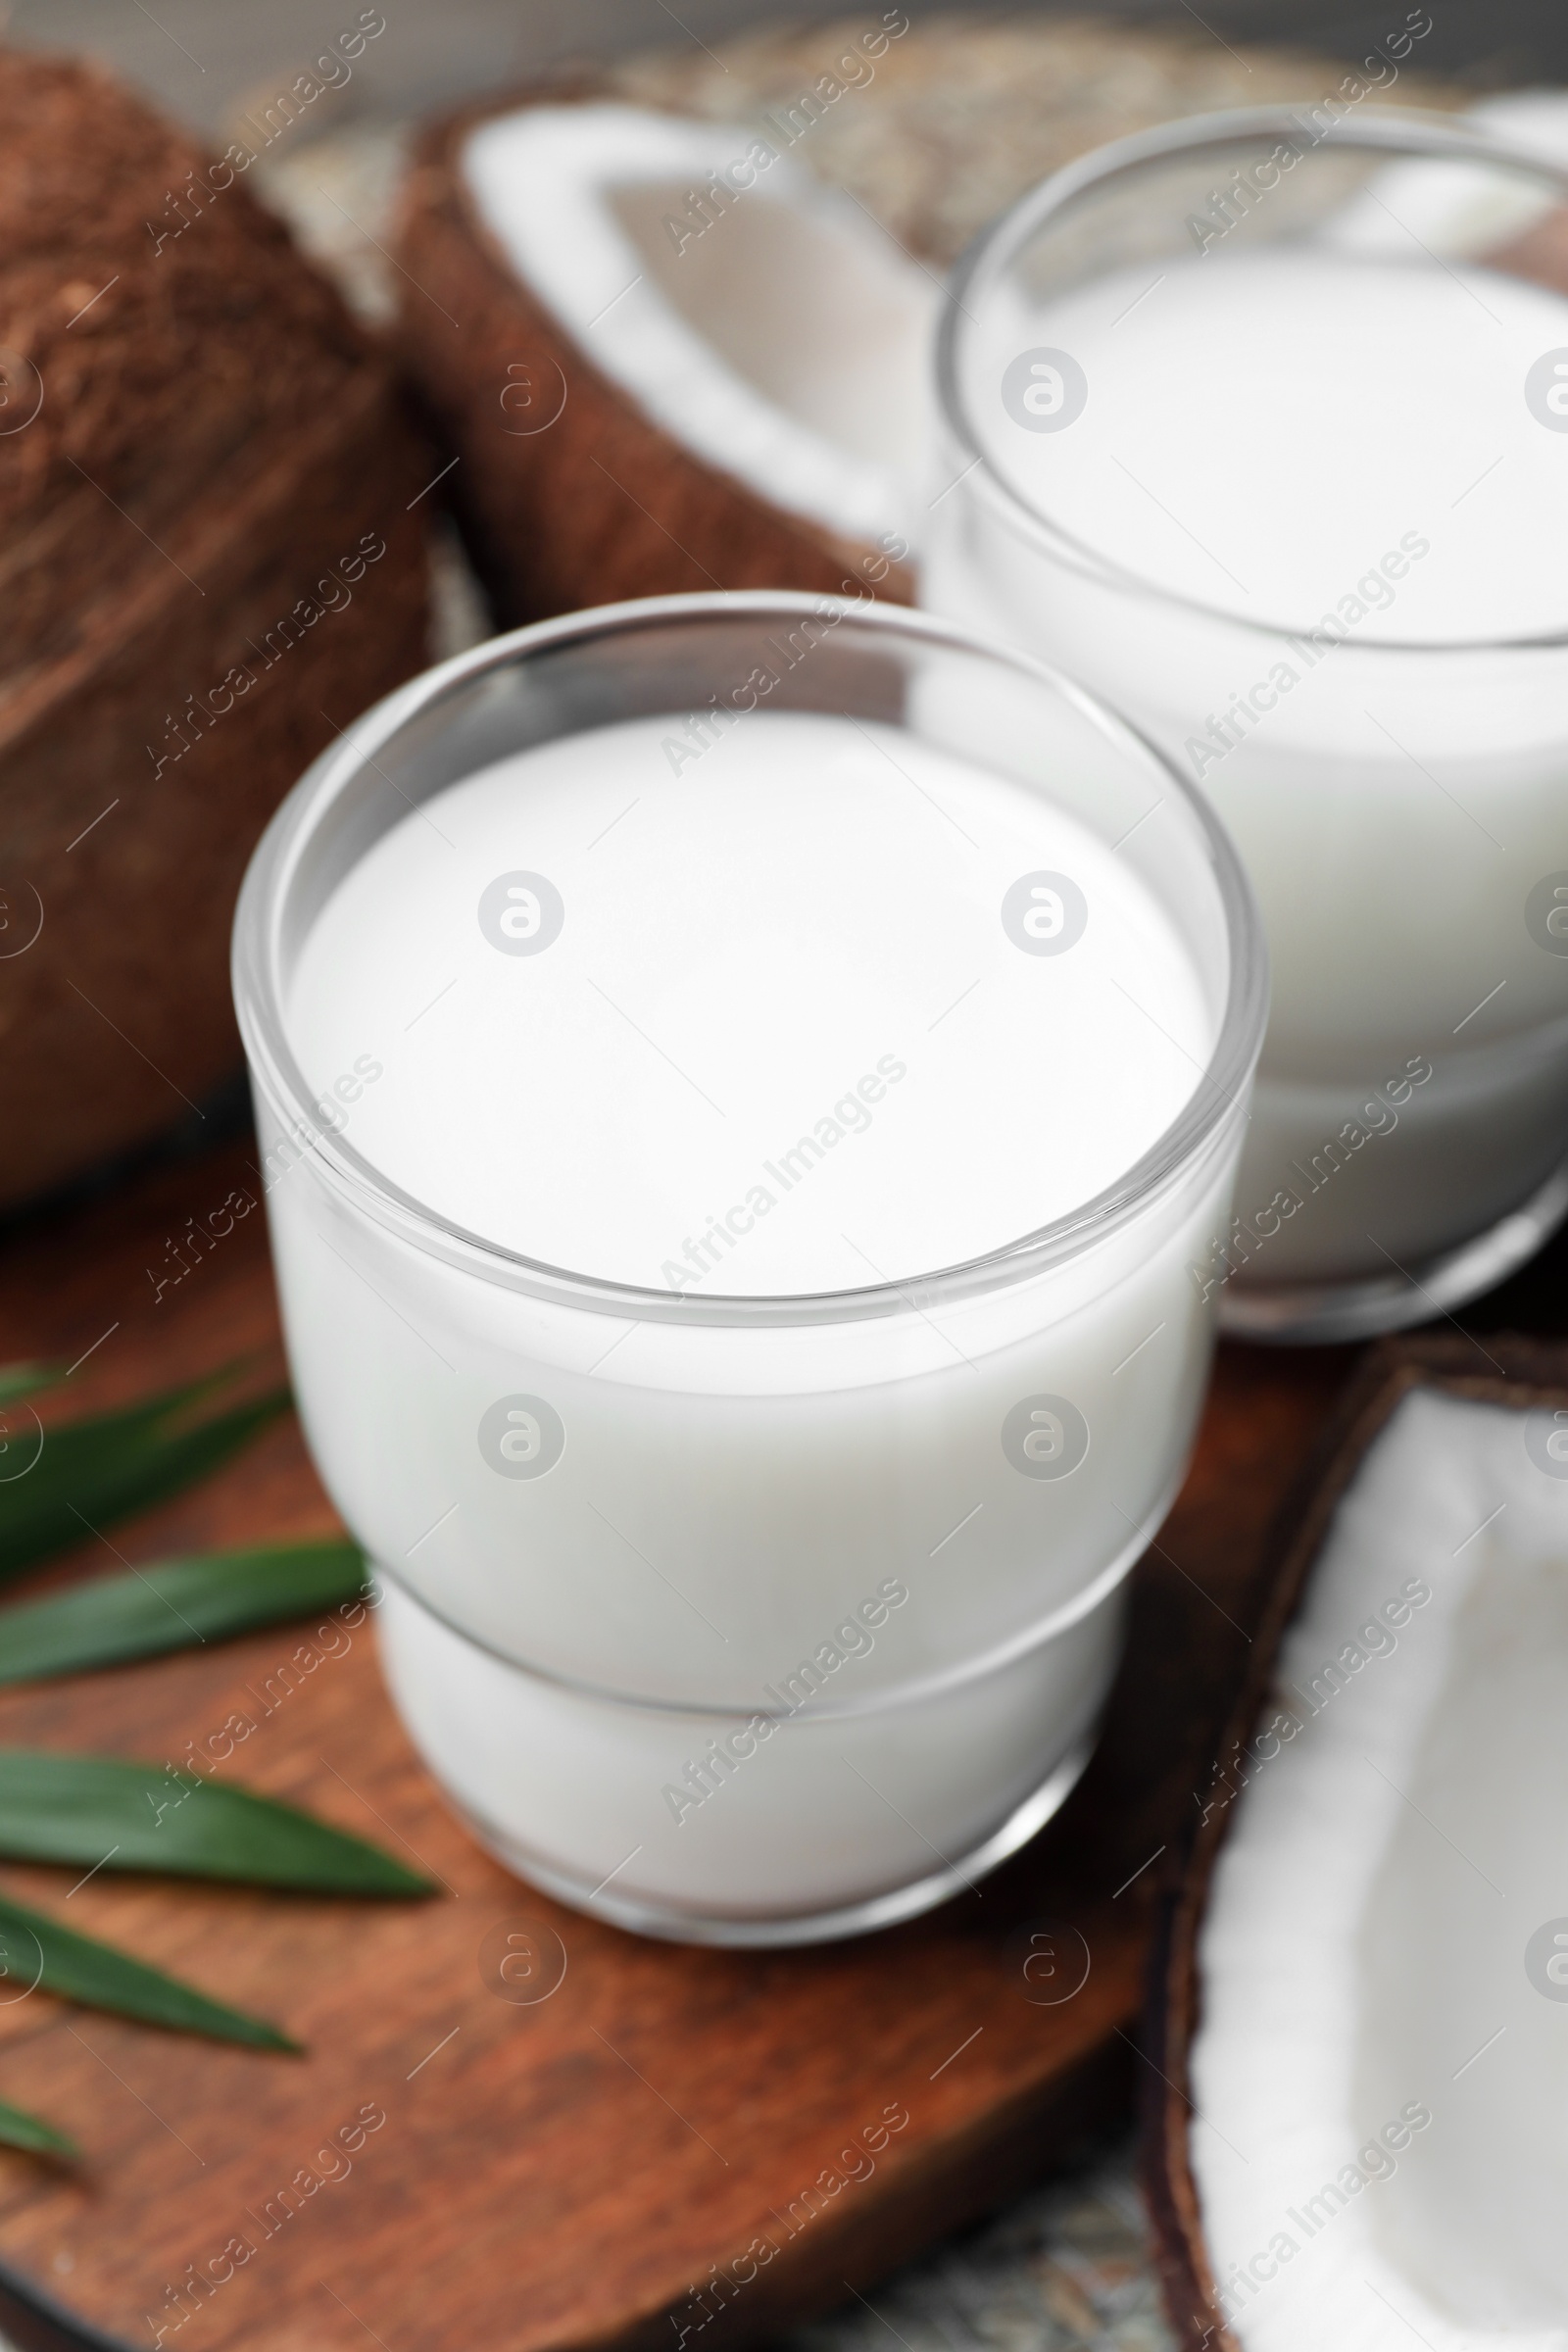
[0,49,430,1210]
[392,79,916,629]
[1143,1330,1568,2352]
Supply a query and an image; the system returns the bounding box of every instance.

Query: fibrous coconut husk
[0,48,430,1209]
[392,78,920,628]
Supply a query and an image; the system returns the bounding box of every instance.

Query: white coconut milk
[927,246,1568,1287]
[266,706,1240,1926]
[286,711,1211,1290]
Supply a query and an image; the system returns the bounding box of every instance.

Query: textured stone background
[781,2134,1173,2352]
[246,9,1458,320]
[0,0,1548,126]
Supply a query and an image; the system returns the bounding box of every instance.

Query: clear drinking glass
[926,107,1568,1341]
[232,593,1265,1945]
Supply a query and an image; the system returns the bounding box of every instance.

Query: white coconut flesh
[463,103,937,553]
[1189,1386,1568,2351]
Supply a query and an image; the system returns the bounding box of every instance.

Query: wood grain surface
[0,1135,1355,2352]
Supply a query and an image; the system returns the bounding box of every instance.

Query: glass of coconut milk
[926,108,1568,1341]
[233,593,1265,1944]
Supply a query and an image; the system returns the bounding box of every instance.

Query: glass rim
[232,590,1267,1328]
[937,103,1568,656]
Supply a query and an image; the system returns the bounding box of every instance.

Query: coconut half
[394,88,933,624]
[1148,1335,1568,2352]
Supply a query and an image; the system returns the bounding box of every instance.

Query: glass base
[1218,1151,1568,1346]
[454,1734,1096,1949]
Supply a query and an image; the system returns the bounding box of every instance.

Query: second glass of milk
[926,108,1568,1341]
[233,594,1264,1944]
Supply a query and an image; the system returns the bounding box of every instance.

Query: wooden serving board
[0,1134,1394,2352]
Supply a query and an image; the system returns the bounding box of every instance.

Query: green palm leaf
[0,1363,433,2150]
[0,1367,288,1588]
[0,1890,294,2050]
[0,1540,367,1686]
[0,2094,76,2159]
[0,1752,431,1895]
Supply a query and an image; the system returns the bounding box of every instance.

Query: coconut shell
[392,79,916,628]
[0,48,430,1211]
[1143,1329,1568,2352]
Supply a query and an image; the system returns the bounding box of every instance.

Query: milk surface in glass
[928,151,1568,1312]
